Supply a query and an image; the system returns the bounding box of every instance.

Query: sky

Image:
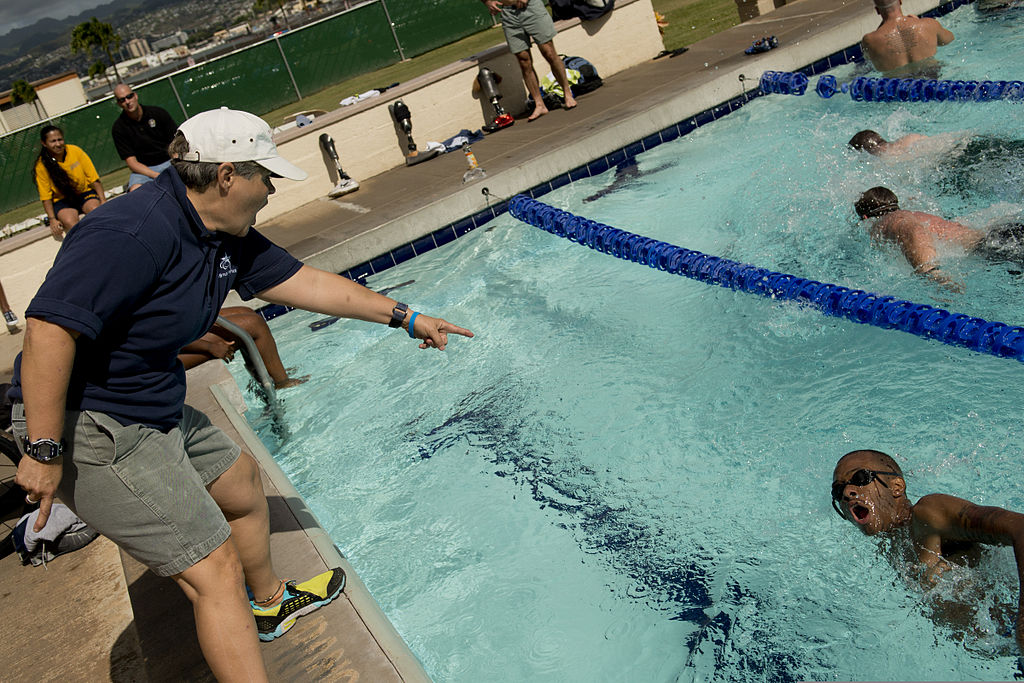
[0,0,108,37]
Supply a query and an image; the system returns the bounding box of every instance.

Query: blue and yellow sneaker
[250,567,346,642]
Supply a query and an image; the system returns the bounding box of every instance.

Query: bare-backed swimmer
[854,186,1024,289]
[861,0,954,77]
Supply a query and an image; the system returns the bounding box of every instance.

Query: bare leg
[55,208,79,239]
[538,41,577,109]
[0,282,11,314]
[216,307,308,389]
[81,198,102,215]
[515,49,549,121]
[172,540,270,682]
[207,451,281,601]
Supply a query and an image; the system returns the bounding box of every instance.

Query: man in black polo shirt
[10,107,473,680]
[111,83,179,191]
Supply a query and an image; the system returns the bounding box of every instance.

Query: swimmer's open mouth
[850,503,871,523]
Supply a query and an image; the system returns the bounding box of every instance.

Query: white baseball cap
[177,106,308,181]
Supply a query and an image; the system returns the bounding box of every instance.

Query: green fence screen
[0,0,499,215]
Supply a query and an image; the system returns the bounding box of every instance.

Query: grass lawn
[2,0,741,229]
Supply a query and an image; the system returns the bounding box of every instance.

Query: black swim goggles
[831,469,899,517]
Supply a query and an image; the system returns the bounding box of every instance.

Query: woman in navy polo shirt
[33,125,106,241]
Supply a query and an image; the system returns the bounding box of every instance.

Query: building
[152,31,188,52]
[126,38,152,58]
[0,72,88,134]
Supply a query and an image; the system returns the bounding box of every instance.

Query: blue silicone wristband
[407,311,419,339]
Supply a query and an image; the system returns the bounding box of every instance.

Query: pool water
[236,4,1024,681]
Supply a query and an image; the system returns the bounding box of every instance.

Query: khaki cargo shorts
[501,0,558,54]
[12,403,240,576]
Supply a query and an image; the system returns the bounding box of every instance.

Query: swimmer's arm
[932,495,1024,651]
[258,264,474,350]
[930,19,954,46]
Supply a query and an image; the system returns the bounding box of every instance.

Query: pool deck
[0,0,951,678]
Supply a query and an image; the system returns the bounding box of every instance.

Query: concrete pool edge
[208,378,432,682]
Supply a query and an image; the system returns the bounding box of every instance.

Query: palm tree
[253,0,291,30]
[10,79,36,105]
[71,18,123,83]
[11,79,47,118]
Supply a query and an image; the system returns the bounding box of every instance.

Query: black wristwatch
[25,438,64,463]
[388,302,409,328]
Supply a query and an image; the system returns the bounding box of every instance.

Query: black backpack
[563,55,603,96]
[550,0,614,21]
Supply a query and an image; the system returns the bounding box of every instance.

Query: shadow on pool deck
[0,0,917,678]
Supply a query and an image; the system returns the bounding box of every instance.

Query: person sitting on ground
[111,83,179,192]
[854,186,1024,289]
[832,449,1024,652]
[861,0,954,77]
[481,0,577,121]
[179,306,309,389]
[33,125,105,241]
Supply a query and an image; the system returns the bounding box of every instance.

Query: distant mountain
[0,0,248,92]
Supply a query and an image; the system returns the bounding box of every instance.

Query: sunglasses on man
[116,92,137,104]
[831,469,899,518]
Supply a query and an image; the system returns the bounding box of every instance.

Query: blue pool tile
[605,148,628,168]
[641,132,662,150]
[549,174,571,191]
[532,183,555,200]
[624,141,644,158]
[392,243,415,266]
[412,234,436,256]
[694,110,714,127]
[660,125,680,143]
[261,304,291,322]
[454,219,475,237]
[347,265,372,283]
[369,253,395,274]
[588,156,610,176]
[433,226,457,247]
[470,210,490,229]
[678,118,697,135]
[568,166,591,181]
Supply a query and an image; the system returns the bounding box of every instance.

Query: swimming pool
[236,4,1024,681]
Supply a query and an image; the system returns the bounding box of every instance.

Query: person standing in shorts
[10,107,473,681]
[111,83,179,191]
[483,0,577,121]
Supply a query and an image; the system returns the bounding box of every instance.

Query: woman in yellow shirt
[33,125,105,240]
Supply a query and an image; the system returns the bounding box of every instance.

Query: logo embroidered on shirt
[218,255,237,278]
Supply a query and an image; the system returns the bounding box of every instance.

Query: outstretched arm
[257,265,473,350]
[913,494,1024,651]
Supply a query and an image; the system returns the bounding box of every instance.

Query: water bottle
[462,142,486,183]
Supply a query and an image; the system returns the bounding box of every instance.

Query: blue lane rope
[759,71,1024,102]
[507,195,1024,363]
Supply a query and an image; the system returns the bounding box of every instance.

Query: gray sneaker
[4,310,18,332]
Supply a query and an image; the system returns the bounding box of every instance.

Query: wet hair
[167,132,266,191]
[855,186,900,218]
[848,130,887,154]
[837,449,904,477]
[35,124,78,201]
[874,0,901,9]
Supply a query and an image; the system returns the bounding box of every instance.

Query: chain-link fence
[0,0,495,214]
